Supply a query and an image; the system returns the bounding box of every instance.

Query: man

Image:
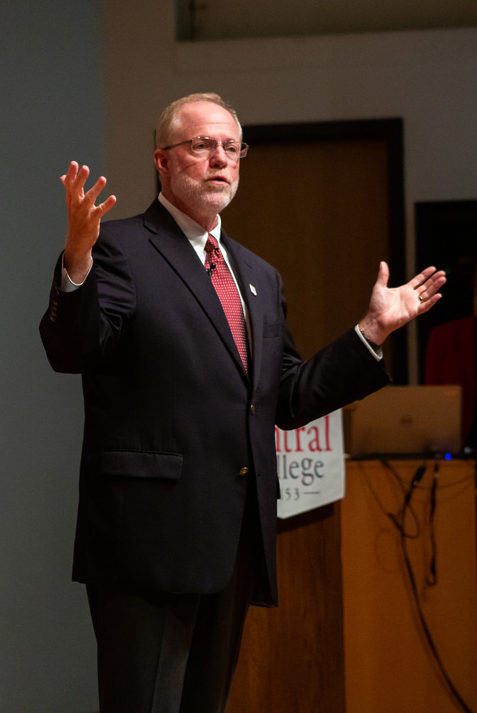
[40,92,445,713]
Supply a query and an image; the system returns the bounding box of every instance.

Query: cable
[360,459,421,538]
[425,463,438,587]
[367,460,475,713]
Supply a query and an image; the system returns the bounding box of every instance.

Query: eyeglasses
[161,136,249,162]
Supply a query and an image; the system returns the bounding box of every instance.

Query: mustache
[204,174,233,184]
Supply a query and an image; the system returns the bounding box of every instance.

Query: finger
[73,164,90,192]
[418,293,443,314]
[408,266,438,290]
[62,161,79,185]
[85,175,108,205]
[425,271,446,294]
[427,270,446,286]
[417,272,446,304]
[375,260,389,288]
[66,160,79,176]
[64,164,90,198]
[97,194,117,216]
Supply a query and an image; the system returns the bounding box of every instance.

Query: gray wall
[1,2,105,710]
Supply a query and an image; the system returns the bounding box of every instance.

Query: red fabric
[205,235,248,372]
[424,315,476,443]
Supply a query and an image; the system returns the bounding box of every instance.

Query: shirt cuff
[354,324,383,361]
[60,256,92,292]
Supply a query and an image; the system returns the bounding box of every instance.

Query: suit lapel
[144,201,248,379]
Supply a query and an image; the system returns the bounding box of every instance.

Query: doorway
[224,118,405,713]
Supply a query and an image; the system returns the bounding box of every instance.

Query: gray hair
[155,92,242,148]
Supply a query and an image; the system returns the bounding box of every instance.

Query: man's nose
[209,143,228,166]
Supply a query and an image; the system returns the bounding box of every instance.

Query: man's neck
[159,191,218,233]
[158,193,221,241]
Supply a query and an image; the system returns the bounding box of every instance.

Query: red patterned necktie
[204,235,248,372]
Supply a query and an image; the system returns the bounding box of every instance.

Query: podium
[225,459,477,713]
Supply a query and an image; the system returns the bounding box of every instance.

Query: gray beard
[170,175,239,218]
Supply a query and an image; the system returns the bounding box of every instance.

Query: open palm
[360,261,446,345]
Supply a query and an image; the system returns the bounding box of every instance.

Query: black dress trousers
[86,479,264,713]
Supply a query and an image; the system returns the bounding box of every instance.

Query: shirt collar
[158,192,222,251]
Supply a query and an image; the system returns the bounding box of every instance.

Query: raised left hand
[358,261,446,345]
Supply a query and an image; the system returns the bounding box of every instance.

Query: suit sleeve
[39,231,136,373]
[275,275,390,430]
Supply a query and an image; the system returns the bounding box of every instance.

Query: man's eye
[192,141,208,151]
[225,144,239,155]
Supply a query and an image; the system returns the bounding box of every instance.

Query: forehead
[172,101,240,140]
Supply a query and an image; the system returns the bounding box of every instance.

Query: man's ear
[154,149,169,176]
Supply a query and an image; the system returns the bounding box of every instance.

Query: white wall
[102,2,477,379]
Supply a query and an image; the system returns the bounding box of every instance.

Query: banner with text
[276,409,345,519]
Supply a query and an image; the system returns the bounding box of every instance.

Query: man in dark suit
[40,92,445,713]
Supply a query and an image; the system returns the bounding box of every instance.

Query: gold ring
[418,295,424,303]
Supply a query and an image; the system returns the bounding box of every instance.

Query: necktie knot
[205,235,221,259]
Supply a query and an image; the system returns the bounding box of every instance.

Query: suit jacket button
[249,403,255,415]
[239,466,249,476]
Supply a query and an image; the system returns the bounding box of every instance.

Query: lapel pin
[249,283,257,296]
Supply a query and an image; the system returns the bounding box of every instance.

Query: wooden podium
[226,459,477,713]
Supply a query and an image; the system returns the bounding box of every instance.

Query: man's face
[154,101,241,229]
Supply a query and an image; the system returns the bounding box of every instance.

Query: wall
[101,2,477,380]
[1,1,105,711]
[2,2,476,710]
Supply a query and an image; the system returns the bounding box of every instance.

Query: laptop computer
[343,385,462,457]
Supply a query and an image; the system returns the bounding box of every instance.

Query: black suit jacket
[40,199,389,605]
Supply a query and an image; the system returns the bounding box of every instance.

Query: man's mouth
[206,175,230,184]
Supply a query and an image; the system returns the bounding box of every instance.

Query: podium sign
[276,410,345,519]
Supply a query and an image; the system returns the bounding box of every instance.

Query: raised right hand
[61,161,117,283]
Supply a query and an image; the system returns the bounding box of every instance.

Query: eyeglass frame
[160,135,249,161]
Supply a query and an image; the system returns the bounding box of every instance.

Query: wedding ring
[418,295,424,303]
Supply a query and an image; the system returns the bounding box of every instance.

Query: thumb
[375,260,389,288]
